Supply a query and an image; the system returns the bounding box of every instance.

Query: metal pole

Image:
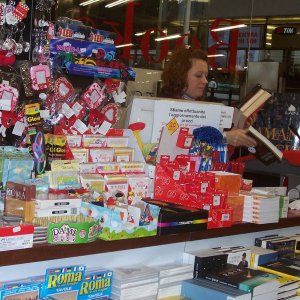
[183,0,192,45]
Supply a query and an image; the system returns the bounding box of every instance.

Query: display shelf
[1,216,300,267]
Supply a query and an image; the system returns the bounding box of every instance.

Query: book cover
[181,278,252,300]
[255,234,280,247]
[233,85,272,129]
[190,250,228,278]
[245,125,283,165]
[204,263,279,296]
[260,236,287,248]
[248,246,279,269]
[265,238,296,258]
[258,261,300,280]
[255,92,300,152]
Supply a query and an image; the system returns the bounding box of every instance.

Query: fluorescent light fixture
[115,43,134,48]
[80,0,104,6]
[266,42,272,45]
[135,30,155,36]
[135,31,145,36]
[211,24,247,32]
[207,54,225,57]
[105,0,130,8]
[155,34,181,42]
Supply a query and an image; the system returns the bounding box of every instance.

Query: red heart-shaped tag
[54,77,74,101]
[59,115,77,130]
[101,103,118,125]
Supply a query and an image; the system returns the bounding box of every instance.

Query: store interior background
[54,0,300,99]
[52,0,300,188]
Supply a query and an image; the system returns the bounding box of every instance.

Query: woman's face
[185,58,208,99]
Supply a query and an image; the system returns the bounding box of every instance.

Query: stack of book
[251,187,289,219]
[255,234,296,259]
[184,246,281,300]
[203,263,280,300]
[247,246,279,269]
[258,260,300,281]
[276,277,300,299]
[243,193,280,224]
[181,278,252,300]
[111,266,159,300]
[154,263,194,299]
[185,246,252,273]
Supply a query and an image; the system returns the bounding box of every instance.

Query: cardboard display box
[80,200,160,241]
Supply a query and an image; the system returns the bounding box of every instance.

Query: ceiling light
[116,43,134,48]
[155,34,181,42]
[135,31,145,36]
[207,54,225,57]
[211,24,247,32]
[80,0,104,6]
[105,0,131,8]
[135,30,155,36]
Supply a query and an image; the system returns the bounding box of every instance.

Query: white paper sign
[127,97,234,144]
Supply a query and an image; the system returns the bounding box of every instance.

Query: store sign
[237,26,261,48]
[275,27,297,35]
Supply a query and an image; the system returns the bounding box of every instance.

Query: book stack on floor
[242,191,280,224]
[154,263,194,299]
[111,266,159,300]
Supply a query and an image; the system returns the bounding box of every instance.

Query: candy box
[210,171,241,195]
[207,207,233,229]
[55,20,116,44]
[154,164,200,208]
[80,201,160,241]
[0,223,34,251]
[226,194,245,223]
[145,199,208,235]
[32,215,99,244]
[4,181,36,223]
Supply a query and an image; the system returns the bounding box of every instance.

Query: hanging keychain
[17,22,30,53]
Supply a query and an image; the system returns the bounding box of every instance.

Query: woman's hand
[225,128,257,147]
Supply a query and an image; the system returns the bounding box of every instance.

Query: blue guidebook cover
[181,278,251,300]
